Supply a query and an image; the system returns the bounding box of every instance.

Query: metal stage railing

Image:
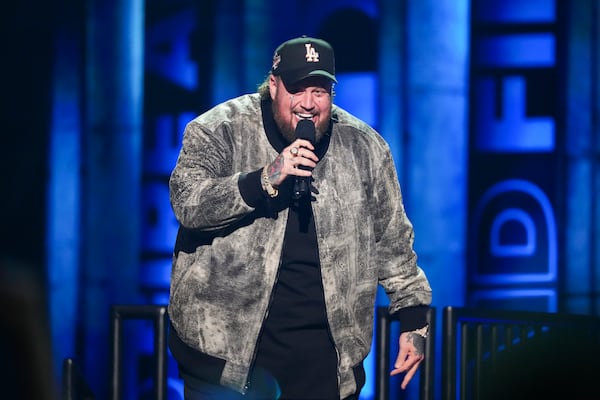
[441,306,600,400]
[110,304,169,400]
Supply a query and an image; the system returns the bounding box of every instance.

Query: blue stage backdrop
[45,0,600,399]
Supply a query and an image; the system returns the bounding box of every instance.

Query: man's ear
[269,75,278,100]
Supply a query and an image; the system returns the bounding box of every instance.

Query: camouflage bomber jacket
[168,93,432,398]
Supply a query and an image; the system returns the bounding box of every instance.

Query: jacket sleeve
[372,145,432,314]
[169,120,261,231]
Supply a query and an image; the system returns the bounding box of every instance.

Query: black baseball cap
[271,36,337,87]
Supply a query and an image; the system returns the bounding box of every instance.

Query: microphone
[292,119,316,200]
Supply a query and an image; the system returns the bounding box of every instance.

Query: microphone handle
[292,165,311,200]
[292,180,307,200]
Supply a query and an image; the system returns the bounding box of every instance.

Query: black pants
[182,376,360,400]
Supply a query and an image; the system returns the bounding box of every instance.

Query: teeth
[297,114,313,119]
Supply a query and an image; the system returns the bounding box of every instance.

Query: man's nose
[298,92,315,109]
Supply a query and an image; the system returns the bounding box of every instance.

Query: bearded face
[269,75,333,143]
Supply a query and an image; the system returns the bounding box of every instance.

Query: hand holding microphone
[262,120,318,198]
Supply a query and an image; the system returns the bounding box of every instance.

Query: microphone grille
[295,119,316,143]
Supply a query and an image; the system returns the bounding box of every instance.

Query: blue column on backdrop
[564,0,600,315]
[213,0,244,104]
[244,0,270,92]
[82,0,144,397]
[47,28,82,384]
[403,1,470,397]
[404,0,469,311]
[379,0,405,180]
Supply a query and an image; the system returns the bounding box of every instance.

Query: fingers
[390,358,423,391]
[285,139,318,172]
[288,139,317,160]
[267,140,318,186]
[291,138,315,151]
[390,352,422,375]
[390,353,423,388]
[390,336,425,390]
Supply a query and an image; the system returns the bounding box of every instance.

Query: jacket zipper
[313,208,342,395]
[319,245,342,395]
[242,234,286,394]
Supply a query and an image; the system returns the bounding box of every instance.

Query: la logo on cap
[305,44,319,62]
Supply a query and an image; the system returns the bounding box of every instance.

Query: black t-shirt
[253,197,340,399]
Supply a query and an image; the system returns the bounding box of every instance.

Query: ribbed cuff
[392,305,430,333]
[238,168,265,207]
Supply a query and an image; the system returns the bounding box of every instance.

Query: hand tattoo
[406,326,428,356]
[267,154,284,183]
